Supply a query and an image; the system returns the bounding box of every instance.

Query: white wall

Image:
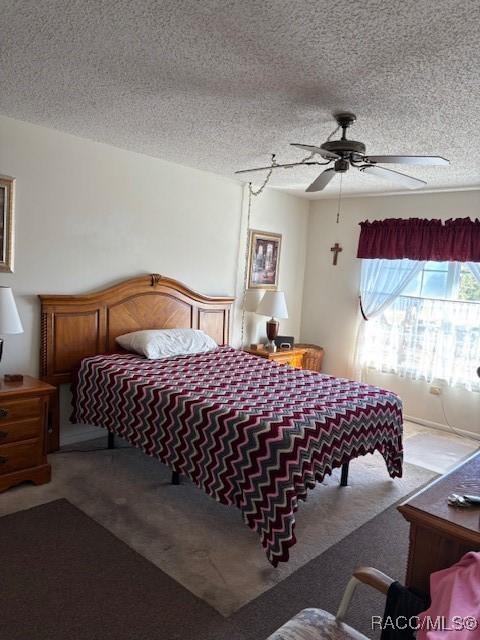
[0,115,308,441]
[301,190,480,439]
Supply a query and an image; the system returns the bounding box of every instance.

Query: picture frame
[0,176,15,273]
[247,229,282,289]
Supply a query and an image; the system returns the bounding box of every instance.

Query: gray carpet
[0,496,414,640]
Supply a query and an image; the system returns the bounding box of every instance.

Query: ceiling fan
[235,112,449,192]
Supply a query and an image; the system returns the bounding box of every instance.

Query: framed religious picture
[247,229,282,289]
[0,176,15,273]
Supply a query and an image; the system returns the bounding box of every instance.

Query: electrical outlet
[430,386,442,396]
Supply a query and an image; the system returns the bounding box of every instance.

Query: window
[358,261,480,391]
[402,262,480,301]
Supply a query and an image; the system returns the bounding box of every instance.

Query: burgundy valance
[357,217,480,261]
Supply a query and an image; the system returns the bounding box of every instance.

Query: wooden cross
[330,242,343,265]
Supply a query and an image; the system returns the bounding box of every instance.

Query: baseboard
[404,414,480,442]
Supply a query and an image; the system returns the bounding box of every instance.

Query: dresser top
[0,375,56,398]
[398,451,480,543]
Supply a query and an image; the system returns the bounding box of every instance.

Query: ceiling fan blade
[360,164,426,189]
[306,168,336,192]
[235,162,300,174]
[364,155,449,166]
[290,143,340,160]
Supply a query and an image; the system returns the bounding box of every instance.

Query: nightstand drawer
[0,418,43,445]
[288,354,304,368]
[244,347,308,369]
[0,397,42,423]
[272,353,297,366]
[270,353,304,367]
[0,440,42,475]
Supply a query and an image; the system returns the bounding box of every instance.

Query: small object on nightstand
[256,291,289,352]
[4,374,24,383]
[274,336,294,349]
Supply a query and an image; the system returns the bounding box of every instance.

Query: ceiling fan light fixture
[334,158,349,173]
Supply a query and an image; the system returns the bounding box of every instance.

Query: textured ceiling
[1,0,480,198]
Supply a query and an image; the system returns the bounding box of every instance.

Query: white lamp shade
[0,287,23,334]
[256,291,288,319]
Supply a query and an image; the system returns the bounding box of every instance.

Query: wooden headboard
[39,274,235,386]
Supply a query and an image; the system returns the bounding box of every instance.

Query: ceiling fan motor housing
[321,139,366,157]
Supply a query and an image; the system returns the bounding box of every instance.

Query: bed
[39,274,403,565]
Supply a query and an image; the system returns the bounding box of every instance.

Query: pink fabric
[357,218,480,261]
[417,551,480,639]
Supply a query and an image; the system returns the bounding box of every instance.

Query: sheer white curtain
[354,259,425,379]
[358,296,480,391]
[359,259,426,319]
[356,259,480,390]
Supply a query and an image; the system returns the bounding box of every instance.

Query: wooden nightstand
[0,376,55,492]
[244,346,307,368]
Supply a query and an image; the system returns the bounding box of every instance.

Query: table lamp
[256,290,288,352]
[0,287,24,364]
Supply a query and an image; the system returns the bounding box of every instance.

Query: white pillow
[116,328,218,360]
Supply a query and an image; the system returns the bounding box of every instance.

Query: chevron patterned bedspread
[72,346,403,565]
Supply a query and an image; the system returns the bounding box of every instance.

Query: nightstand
[244,346,307,368]
[0,376,55,492]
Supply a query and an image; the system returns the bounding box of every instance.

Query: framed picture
[0,176,15,273]
[247,229,282,289]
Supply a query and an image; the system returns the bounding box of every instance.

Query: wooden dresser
[0,376,55,492]
[398,451,480,594]
[244,346,307,368]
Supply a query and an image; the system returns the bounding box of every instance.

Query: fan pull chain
[336,172,344,224]
[249,155,275,196]
[240,184,254,347]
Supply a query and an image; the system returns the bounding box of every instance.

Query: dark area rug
[0,499,239,640]
[1,497,412,640]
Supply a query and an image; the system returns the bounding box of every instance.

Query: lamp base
[265,318,279,352]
